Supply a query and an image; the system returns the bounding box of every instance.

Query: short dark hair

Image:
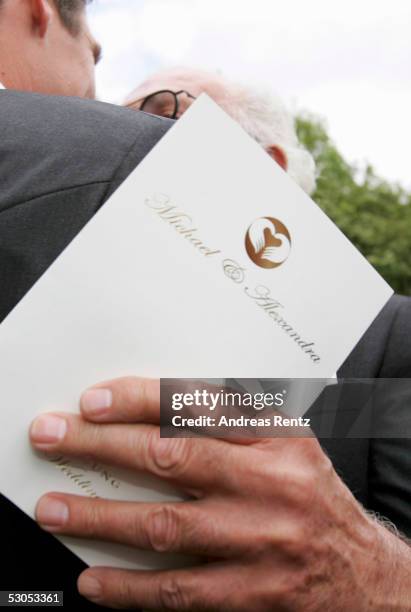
[54,0,90,34]
[0,0,91,35]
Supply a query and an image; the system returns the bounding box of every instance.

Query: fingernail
[30,415,67,446]
[36,496,69,530]
[81,388,112,416]
[78,573,102,601]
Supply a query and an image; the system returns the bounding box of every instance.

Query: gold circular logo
[245,217,291,269]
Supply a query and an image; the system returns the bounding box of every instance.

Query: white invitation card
[0,95,392,569]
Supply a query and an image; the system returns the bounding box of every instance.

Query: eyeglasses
[125,89,197,120]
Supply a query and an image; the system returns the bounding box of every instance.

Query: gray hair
[216,84,316,195]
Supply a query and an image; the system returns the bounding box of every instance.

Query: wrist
[365,518,411,611]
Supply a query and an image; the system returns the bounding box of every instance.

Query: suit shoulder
[0,91,172,211]
[380,294,411,376]
[339,294,405,377]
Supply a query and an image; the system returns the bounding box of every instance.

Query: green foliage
[296,115,411,295]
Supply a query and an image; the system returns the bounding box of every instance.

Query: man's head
[125,68,316,194]
[0,0,101,98]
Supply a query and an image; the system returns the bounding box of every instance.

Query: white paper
[0,95,392,569]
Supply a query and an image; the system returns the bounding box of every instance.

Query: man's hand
[29,377,411,611]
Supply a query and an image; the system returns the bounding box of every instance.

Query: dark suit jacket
[0,90,172,610]
[320,294,411,536]
[0,90,410,608]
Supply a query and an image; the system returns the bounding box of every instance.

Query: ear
[29,0,53,38]
[266,145,288,171]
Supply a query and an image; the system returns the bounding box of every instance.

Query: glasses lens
[141,91,177,119]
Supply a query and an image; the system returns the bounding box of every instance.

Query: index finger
[79,377,312,447]
[80,376,160,424]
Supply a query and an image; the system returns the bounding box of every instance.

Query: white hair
[216,84,317,195]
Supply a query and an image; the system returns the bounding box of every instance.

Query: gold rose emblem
[245,217,291,269]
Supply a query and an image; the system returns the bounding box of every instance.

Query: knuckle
[124,376,146,405]
[138,376,157,405]
[111,376,141,419]
[67,416,103,458]
[116,574,137,605]
[79,502,104,536]
[286,470,318,507]
[136,376,149,407]
[320,451,334,476]
[278,525,310,559]
[269,579,304,612]
[295,437,325,467]
[295,445,335,487]
[158,576,191,611]
[148,431,191,477]
[260,460,283,487]
[145,506,181,552]
[127,376,159,412]
[257,519,307,560]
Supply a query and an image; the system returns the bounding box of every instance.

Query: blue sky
[88,0,411,189]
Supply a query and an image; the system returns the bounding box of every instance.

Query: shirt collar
[0,81,5,90]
